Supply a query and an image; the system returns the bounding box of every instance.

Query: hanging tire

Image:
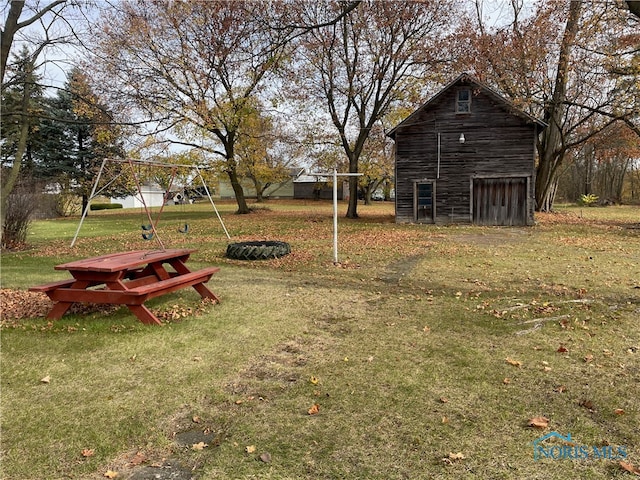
[226,241,291,260]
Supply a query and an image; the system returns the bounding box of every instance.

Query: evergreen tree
[37,68,128,212]
[1,46,46,184]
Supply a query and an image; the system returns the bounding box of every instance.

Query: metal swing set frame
[70,158,231,248]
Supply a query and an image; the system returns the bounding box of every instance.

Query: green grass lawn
[1,201,639,479]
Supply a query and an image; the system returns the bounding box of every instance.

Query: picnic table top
[54,249,197,273]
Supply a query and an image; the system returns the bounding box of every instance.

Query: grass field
[1,200,639,479]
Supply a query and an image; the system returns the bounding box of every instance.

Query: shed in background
[388,73,546,226]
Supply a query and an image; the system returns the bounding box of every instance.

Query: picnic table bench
[29,249,219,325]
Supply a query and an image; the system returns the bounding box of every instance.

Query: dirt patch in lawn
[126,460,195,480]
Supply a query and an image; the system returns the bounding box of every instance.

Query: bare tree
[290,0,457,218]
[86,1,296,214]
[1,0,68,82]
[461,0,638,211]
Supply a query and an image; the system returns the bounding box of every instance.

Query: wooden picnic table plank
[54,249,196,272]
[31,249,218,325]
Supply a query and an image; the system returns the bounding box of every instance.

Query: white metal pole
[70,158,107,247]
[310,170,362,265]
[196,167,231,239]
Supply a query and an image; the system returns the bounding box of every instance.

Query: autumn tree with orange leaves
[459,0,639,211]
[87,1,296,214]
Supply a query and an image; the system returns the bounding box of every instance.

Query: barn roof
[387,73,547,139]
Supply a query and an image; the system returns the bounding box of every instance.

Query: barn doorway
[414,181,435,223]
[473,177,527,226]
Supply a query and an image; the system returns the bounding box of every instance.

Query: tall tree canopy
[88,1,295,214]
[459,0,639,211]
[289,0,458,218]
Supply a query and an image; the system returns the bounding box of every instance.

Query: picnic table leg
[168,257,220,303]
[192,282,220,303]
[44,280,91,319]
[45,301,74,320]
[127,305,162,326]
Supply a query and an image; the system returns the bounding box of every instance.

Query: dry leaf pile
[0,288,216,327]
[0,288,117,325]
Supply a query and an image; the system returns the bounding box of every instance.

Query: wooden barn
[387,73,546,226]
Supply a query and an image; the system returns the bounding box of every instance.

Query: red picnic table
[29,249,219,325]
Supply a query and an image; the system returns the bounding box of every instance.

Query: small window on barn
[456,89,471,113]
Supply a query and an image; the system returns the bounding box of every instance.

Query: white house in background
[112,183,165,209]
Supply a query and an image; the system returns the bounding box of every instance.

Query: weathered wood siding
[394,81,537,225]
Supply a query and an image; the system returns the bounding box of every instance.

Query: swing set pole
[69,158,232,247]
[71,158,107,248]
[196,166,231,240]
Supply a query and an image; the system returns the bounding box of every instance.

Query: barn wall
[394,84,537,225]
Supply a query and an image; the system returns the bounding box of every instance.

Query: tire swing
[225,240,291,260]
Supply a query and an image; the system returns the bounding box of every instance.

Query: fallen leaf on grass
[614,409,625,415]
[40,375,50,384]
[554,385,567,393]
[557,345,568,353]
[309,376,319,385]
[506,357,522,367]
[579,399,595,411]
[246,445,256,454]
[584,354,594,363]
[442,452,466,465]
[260,452,272,463]
[103,471,118,479]
[81,448,94,458]
[503,377,511,385]
[192,442,208,451]
[308,404,320,415]
[528,416,550,428]
[620,461,640,476]
[129,452,146,466]
[192,416,202,424]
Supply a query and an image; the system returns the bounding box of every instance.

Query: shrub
[2,186,38,248]
[90,203,123,211]
[579,194,599,207]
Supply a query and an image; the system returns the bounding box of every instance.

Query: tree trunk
[227,167,250,214]
[0,0,24,82]
[255,181,264,203]
[1,64,32,242]
[583,144,594,196]
[346,174,359,218]
[535,0,582,212]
